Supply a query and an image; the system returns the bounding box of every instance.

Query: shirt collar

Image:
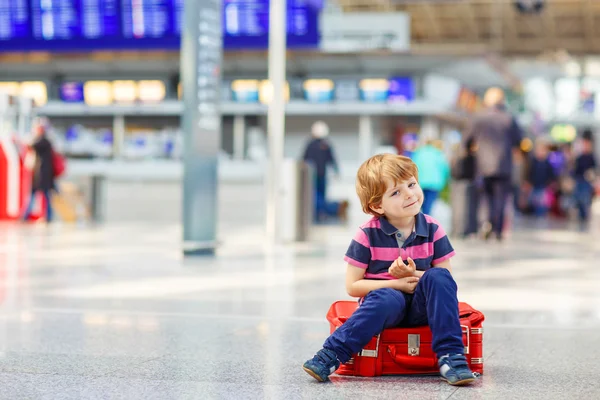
[380,213,429,237]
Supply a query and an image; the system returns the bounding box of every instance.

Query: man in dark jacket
[573,130,597,222]
[302,121,347,222]
[23,124,55,222]
[462,88,523,240]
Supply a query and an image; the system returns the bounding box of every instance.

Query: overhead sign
[319,12,410,52]
[223,0,320,49]
[0,0,320,51]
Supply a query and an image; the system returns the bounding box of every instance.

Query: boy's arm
[432,259,452,274]
[345,264,415,298]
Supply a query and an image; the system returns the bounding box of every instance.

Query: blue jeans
[530,188,549,217]
[483,177,510,237]
[23,189,52,222]
[421,189,439,215]
[314,175,339,221]
[323,268,464,363]
[574,179,594,221]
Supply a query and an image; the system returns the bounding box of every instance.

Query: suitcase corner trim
[360,334,381,357]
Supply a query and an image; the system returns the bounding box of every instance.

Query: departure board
[0,0,30,40]
[223,0,319,48]
[29,0,121,40]
[0,0,320,51]
[81,0,120,39]
[121,0,171,39]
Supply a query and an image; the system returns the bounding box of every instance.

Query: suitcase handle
[387,346,438,369]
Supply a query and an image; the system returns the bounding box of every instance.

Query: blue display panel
[59,81,85,102]
[2,0,181,50]
[0,0,320,51]
[387,77,415,103]
[223,0,319,49]
[0,0,30,40]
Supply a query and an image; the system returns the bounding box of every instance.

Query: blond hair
[356,154,419,216]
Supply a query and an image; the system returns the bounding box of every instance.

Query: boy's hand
[392,276,420,294]
[388,257,417,278]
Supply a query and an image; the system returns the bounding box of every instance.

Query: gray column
[233,115,246,160]
[180,0,222,256]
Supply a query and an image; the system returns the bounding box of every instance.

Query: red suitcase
[326,301,484,377]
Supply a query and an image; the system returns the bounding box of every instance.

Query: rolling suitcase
[326,300,484,377]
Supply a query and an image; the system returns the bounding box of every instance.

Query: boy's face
[371,176,424,219]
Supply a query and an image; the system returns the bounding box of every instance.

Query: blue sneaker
[303,348,340,382]
[438,354,476,386]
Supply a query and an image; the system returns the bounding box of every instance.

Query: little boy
[303,154,475,386]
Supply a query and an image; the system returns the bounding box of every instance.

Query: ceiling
[334,0,600,57]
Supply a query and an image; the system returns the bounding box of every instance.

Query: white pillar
[112,115,125,159]
[358,115,373,162]
[233,115,246,160]
[17,97,33,139]
[265,0,287,245]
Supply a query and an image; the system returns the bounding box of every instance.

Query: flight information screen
[223,0,319,48]
[0,0,320,51]
[0,0,30,41]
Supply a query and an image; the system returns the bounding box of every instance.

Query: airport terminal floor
[1,185,600,399]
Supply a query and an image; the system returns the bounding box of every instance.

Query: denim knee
[422,267,456,288]
[365,288,406,311]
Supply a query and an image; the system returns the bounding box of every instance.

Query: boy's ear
[369,203,384,215]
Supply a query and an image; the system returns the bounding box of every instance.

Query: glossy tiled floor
[1,184,599,399]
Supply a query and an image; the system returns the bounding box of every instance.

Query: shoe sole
[304,366,474,385]
[303,366,326,382]
[442,376,476,386]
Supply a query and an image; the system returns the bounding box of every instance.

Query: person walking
[22,124,56,223]
[462,88,523,240]
[302,121,348,222]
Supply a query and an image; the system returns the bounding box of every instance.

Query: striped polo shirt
[343,213,455,279]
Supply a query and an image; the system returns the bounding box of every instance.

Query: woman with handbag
[22,124,56,223]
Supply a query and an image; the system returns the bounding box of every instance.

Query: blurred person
[451,138,478,237]
[555,143,576,216]
[401,133,418,158]
[22,124,56,223]
[572,130,597,222]
[525,139,556,217]
[547,143,572,218]
[462,87,523,240]
[302,121,348,222]
[411,139,450,215]
[512,148,527,215]
[303,154,475,386]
